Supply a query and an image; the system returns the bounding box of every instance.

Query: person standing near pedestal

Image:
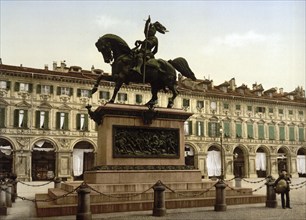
[274,169,292,209]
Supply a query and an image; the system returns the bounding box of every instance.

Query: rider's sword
[143,17,150,84]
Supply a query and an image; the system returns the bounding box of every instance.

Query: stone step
[47,186,254,205]
[36,194,266,217]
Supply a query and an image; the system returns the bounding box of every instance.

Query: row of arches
[185,143,306,178]
[0,138,96,181]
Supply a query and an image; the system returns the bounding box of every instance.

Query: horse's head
[95,38,113,64]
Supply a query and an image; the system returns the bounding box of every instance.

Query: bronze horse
[92,34,196,108]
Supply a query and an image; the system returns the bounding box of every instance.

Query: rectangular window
[256,107,265,113]
[247,106,252,111]
[289,126,295,141]
[208,122,219,137]
[15,82,32,92]
[182,99,190,108]
[99,91,110,100]
[236,105,241,111]
[0,107,5,128]
[279,126,285,141]
[298,111,304,116]
[269,125,275,140]
[299,127,305,142]
[0,81,10,90]
[197,100,204,109]
[279,109,284,114]
[76,113,89,131]
[57,87,73,96]
[56,112,69,130]
[288,110,293,115]
[35,111,49,129]
[247,123,254,139]
[136,94,143,104]
[14,109,28,128]
[196,121,204,136]
[223,121,230,138]
[236,123,242,138]
[268,108,273,114]
[118,93,127,102]
[224,103,229,110]
[184,121,193,135]
[77,89,91,98]
[258,124,264,140]
[37,85,53,94]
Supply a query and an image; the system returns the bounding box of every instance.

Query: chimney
[53,61,57,70]
[44,64,48,70]
[229,78,236,90]
[60,60,66,69]
[279,88,283,94]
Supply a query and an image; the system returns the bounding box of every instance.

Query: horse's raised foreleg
[167,84,178,108]
[92,75,103,94]
[109,81,123,103]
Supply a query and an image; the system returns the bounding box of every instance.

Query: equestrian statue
[92,16,196,108]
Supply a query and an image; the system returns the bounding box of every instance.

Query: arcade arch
[184,144,195,166]
[277,147,290,173]
[256,146,269,177]
[73,141,95,180]
[297,147,306,177]
[0,138,14,177]
[31,140,56,181]
[206,145,221,178]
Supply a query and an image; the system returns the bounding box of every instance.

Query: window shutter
[236,123,242,138]
[0,108,5,128]
[76,113,80,130]
[224,122,230,137]
[289,127,295,141]
[299,128,304,141]
[22,110,28,128]
[56,112,60,129]
[88,90,92,98]
[70,88,73,96]
[64,113,69,130]
[279,126,285,140]
[57,87,61,95]
[208,122,212,137]
[35,111,40,128]
[247,123,254,138]
[269,125,275,140]
[6,81,11,90]
[258,124,264,139]
[188,121,193,135]
[28,83,33,93]
[14,82,20,91]
[37,85,41,94]
[45,111,49,129]
[84,114,89,131]
[50,86,54,94]
[77,89,81,97]
[200,121,204,136]
[14,109,19,127]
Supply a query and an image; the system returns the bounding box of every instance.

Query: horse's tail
[168,57,197,81]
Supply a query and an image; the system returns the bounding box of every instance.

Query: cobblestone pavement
[1,178,305,220]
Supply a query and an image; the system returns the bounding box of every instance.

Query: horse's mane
[99,34,131,53]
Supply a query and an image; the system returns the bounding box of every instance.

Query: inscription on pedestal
[113,125,180,158]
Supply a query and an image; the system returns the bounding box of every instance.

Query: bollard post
[265,176,277,208]
[54,177,62,189]
[5,183,12,208]
[214,179,227,211]
[152,180,166,217]
[76,183,92,220]
[9,173,17,203]
[235,177,241,188]
[0,183,7,215]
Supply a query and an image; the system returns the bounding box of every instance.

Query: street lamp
[219,125,224,180]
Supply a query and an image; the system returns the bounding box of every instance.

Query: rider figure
[132,16,168,76]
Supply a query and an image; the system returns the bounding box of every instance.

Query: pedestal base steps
[35,170,266,217]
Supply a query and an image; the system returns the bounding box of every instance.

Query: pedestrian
[274,169,292,209]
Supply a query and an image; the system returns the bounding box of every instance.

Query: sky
[0,0,305,93]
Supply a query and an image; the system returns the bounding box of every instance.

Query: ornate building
[0,61,305,181]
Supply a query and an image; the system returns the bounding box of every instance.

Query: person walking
[275,169,292,209]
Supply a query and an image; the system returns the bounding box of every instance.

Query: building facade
[0,62,305,181]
